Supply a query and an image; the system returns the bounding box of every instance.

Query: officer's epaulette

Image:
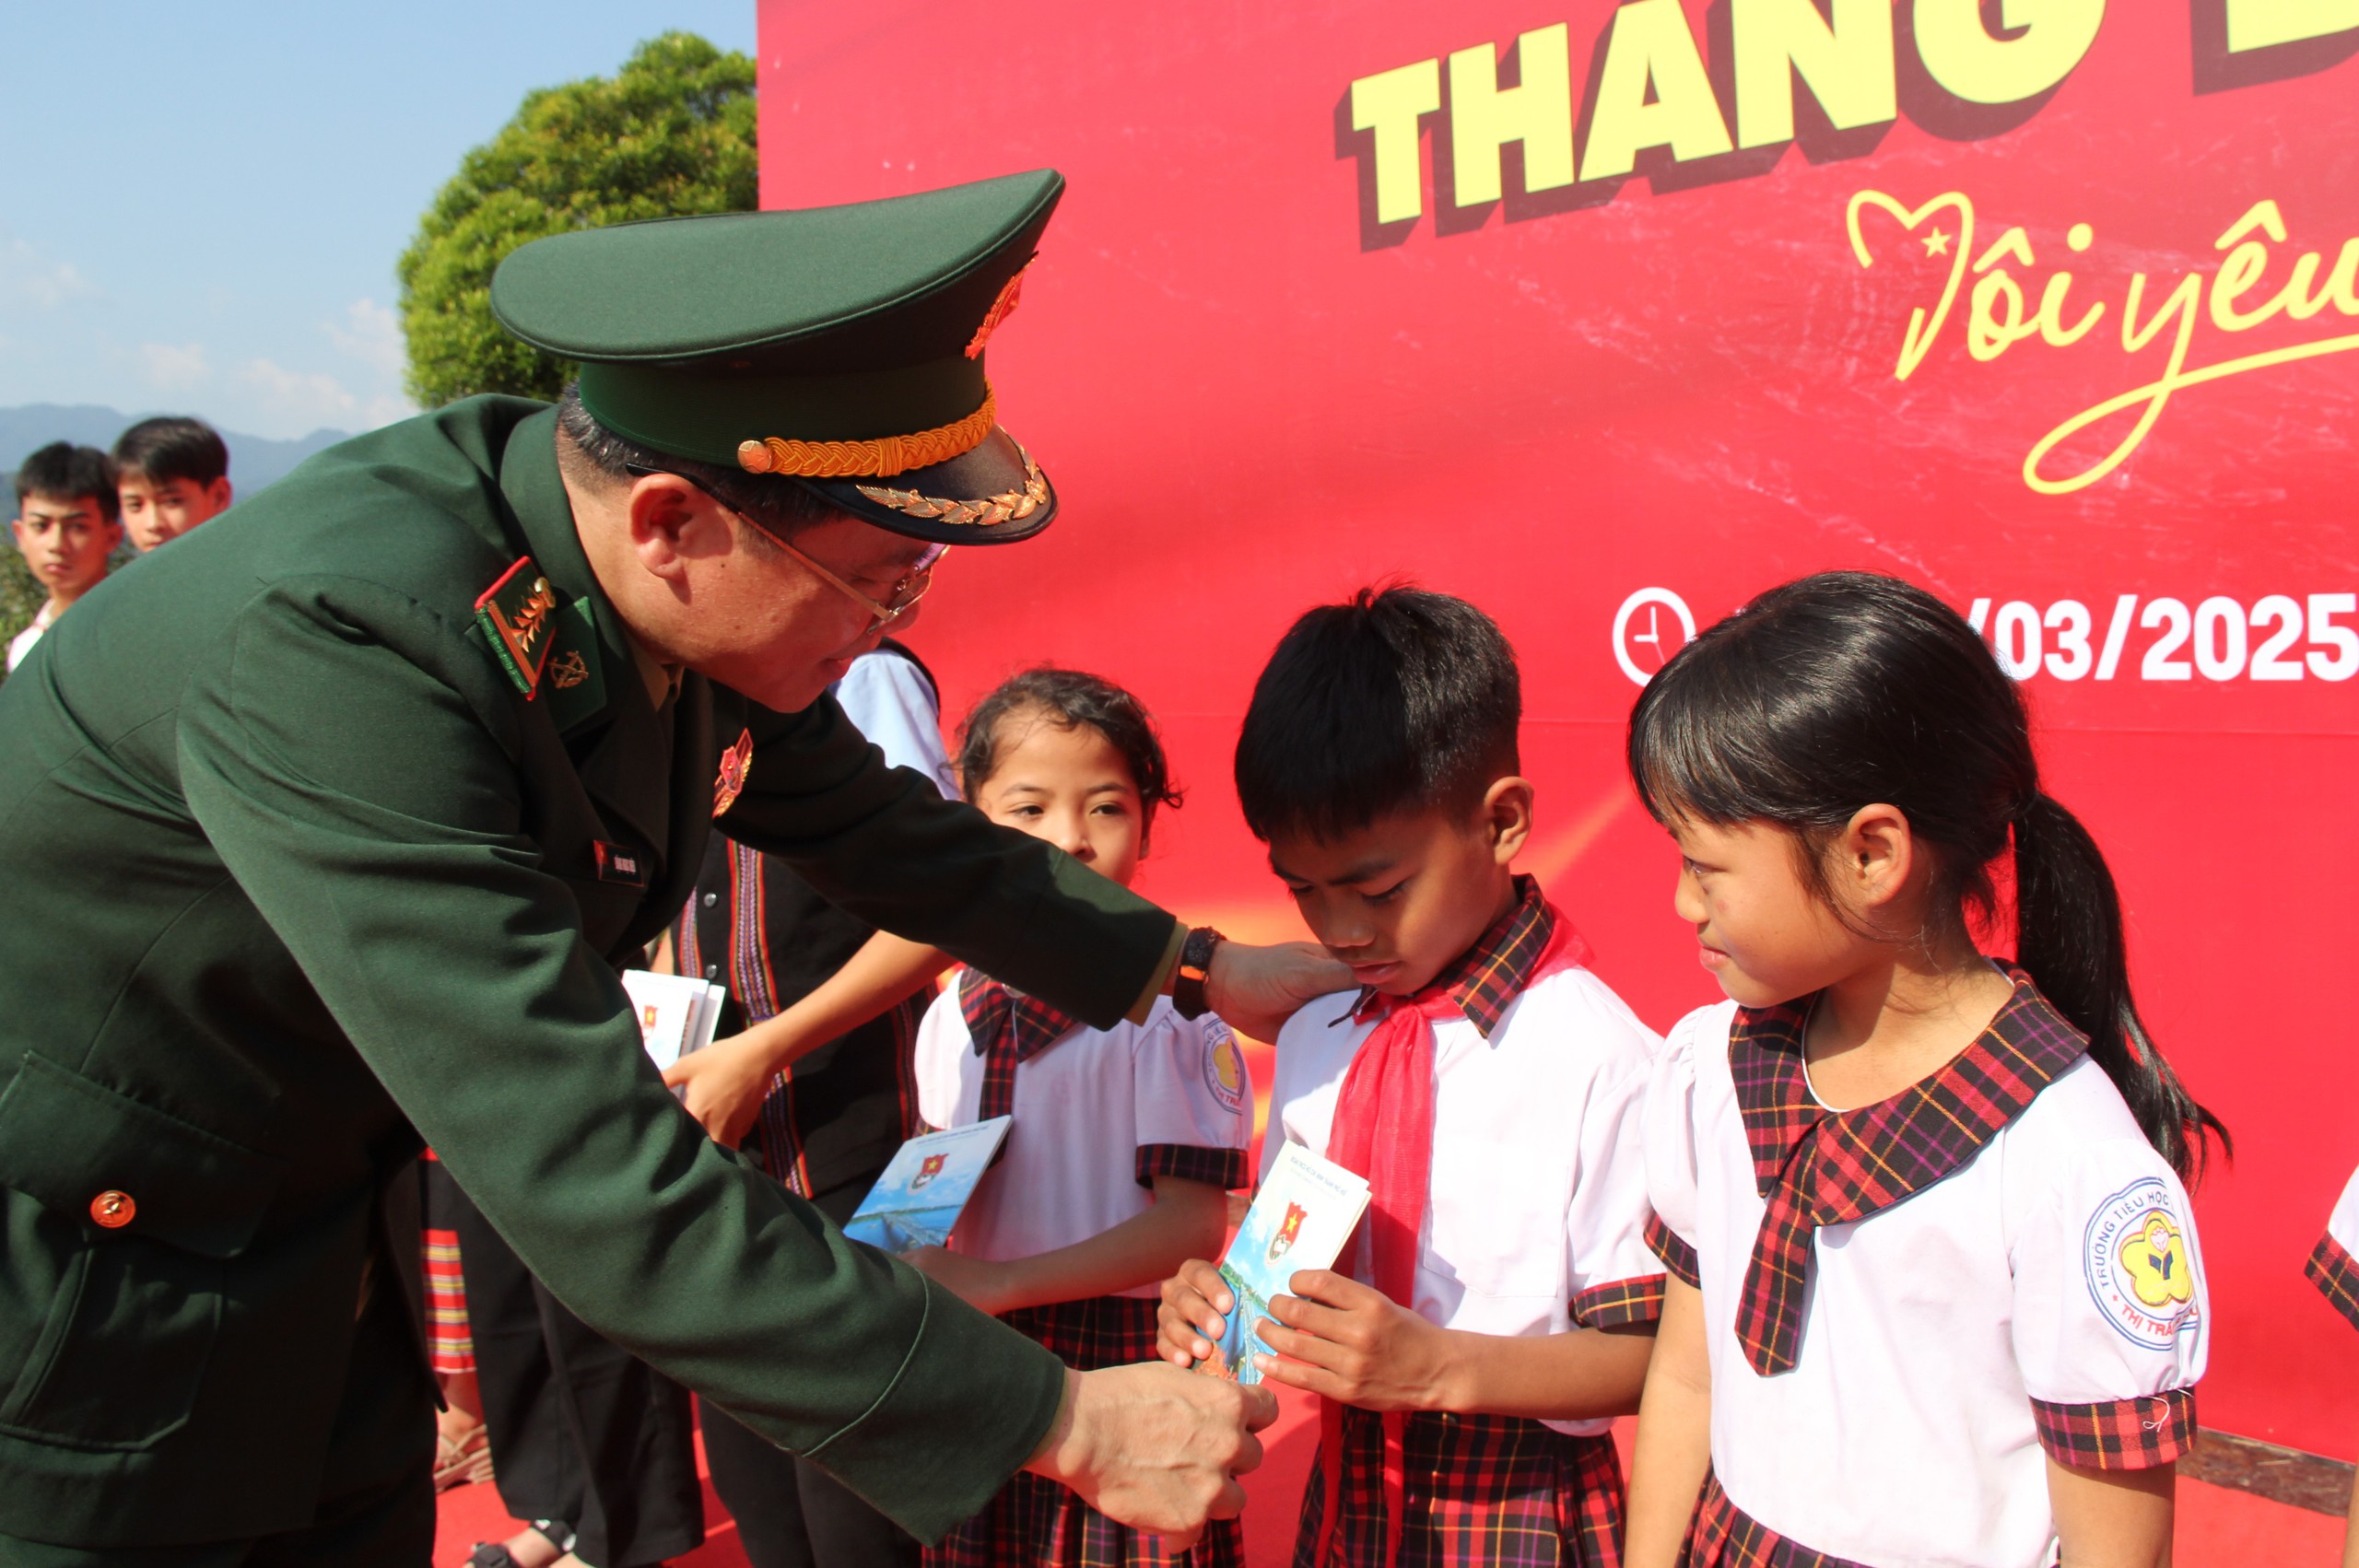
[475,556,560,697]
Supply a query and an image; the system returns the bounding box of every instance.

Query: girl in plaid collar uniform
[907,670,1252,1568]
[1622,573,2227,1568]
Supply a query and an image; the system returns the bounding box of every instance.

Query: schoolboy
[112,415,232,551]
[9,442,123,673]
[1157,586,1663,1566]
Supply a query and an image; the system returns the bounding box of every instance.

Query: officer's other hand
[1027,1363,1277,1546]
[1203,941,1354,1043]
[1156,1258,1234,1367]
[661,1035,774,1147]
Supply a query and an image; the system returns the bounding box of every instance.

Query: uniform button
[703,964,720,980]
[90,1190,135,1228]
[701,893,719,908]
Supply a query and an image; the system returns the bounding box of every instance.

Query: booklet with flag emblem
[843,1117,1015,1252]
[1198,1142,1371,1385]
[620,968,726,1072]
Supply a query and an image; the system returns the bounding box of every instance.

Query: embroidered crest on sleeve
[712,728,754,816]
[2083,1177,2201,1350]
[1203,1021,1247,1115]
[475,557,562,696]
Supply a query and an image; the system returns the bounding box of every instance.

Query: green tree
[397,31,757,406]
[0,544,40,673]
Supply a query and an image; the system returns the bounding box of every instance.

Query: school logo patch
[2083,1178,2201,1351]
[1203,1022,1246,1114]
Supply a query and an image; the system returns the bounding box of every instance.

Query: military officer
[0,170,1334,1563]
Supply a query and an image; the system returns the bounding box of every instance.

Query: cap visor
[799,426,1056,545]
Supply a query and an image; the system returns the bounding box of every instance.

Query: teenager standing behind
[112,416,232,552]
[8,443,122,673]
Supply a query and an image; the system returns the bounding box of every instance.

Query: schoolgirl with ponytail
[1621,571,2224,1568]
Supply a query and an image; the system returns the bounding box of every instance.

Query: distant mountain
[0,404,355,493]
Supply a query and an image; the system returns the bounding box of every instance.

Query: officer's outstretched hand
[1203,941,1353,1043]
[1026,1363,1277,1547]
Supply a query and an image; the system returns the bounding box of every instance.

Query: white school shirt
[915,992,1252,1298]
[1645,1000,2208,1568]
[6,602,56,673]
[833,649,959,799]
[1261,965,1662,1437]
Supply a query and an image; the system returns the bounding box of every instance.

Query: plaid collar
[1730,963,2087,1375]
[959,966,1080,1130]
[1349,874,1579,1039]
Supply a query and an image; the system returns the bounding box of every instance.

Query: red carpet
[431,1395,2335,1565]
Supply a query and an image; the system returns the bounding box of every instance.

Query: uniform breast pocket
[1426,1135,1567,1305]
[0,1054,283,1450]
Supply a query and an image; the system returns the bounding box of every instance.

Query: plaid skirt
[419,1154,474,1375]
[1293,1406,1625,1568]
[926,1295,1244,1568]
[1677,1473,1862,1568]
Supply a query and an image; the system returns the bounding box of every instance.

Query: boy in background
[1158,586,1663,1566]
[113,415,232,551]
[9,443,123,673]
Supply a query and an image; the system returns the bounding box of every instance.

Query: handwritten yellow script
[1847,191,2359,496]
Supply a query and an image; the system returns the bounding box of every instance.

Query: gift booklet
[1196,1142,1371,1385]
[620,969,727,1072]
[843,1117,1014,1253]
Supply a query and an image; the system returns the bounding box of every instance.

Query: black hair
[14,442,120,524]
[957,668,1182,848]
[1234,584,1520,844]
[554,383,843,544]
[111,416,228,488]
[1627,569,2226,1181]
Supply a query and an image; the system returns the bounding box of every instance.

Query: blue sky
[0,4,757,439]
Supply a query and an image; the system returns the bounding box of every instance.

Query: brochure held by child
[620,968,726,1071]
[843,1117,1015,1253]
[1198,1142,1371,1385]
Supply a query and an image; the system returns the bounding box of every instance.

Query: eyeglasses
[627,465,949,632]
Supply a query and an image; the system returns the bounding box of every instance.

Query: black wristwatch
[1171,925,1225,1020]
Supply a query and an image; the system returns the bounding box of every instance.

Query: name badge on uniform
[593,841,648,888]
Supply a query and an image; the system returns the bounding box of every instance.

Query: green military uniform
[0,172,1183,1555]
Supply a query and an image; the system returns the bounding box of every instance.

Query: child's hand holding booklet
[1170,1143,1370,1384]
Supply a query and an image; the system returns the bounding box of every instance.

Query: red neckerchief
[1313,876,1592,1565]
[957,966,1079,1164]
[1731,964,2086,1376]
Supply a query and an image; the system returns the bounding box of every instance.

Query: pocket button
[90,1190,135,1228]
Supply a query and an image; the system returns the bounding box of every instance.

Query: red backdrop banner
[758,1,2359,1455]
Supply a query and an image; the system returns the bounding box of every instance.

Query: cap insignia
[735,386,998,480]
[855,445,1048,529]
[964,262,1032,359]
[475,556,560,696]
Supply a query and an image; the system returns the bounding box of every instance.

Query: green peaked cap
[489,170,1065,544]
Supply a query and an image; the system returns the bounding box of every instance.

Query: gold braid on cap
[856,446,1048,528]
[735,385,997,479]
